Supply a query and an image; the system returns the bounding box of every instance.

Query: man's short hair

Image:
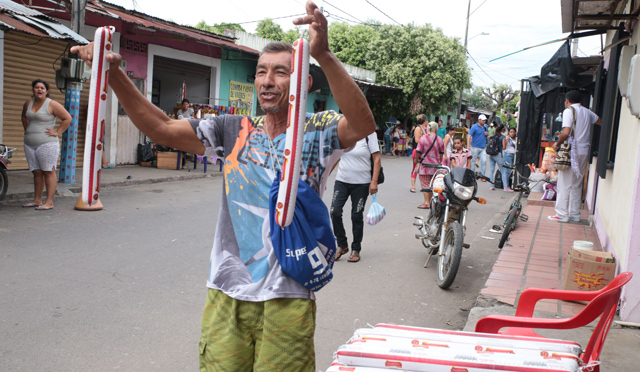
[453,135,463,142]
[416,114,427,124]
[566,90,581,104]
[260,42,293,56]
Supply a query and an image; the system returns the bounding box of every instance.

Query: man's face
[454,139,462,149]
[478,119,485,126]
[255,51,291,114]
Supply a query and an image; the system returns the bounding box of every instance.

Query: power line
[323,1,365,24]
[234,13,307,25]
[365,0,402,26]
[467,52,498,84]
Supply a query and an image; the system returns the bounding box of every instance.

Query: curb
[0,172,223,205]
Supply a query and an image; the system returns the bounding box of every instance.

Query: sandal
[335,247,349,261]
[410,188,416,193]
[22,202,40,208]
[417,203,430,209]
[348,251,360,262]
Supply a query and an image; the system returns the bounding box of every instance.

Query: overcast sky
[106,0,602,89]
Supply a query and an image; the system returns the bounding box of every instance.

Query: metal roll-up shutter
[3,32,89,171]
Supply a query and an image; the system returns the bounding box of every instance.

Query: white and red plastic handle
[75,26,115,211]
[274,38,310,228]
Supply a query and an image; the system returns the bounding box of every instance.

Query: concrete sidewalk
[464,196,639,370]
[1,162,223,204]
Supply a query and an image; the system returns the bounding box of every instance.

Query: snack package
[541,147,557,173]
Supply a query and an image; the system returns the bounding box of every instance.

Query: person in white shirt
[176,98,194,119]
[330,132,381,262]
[548,90,601,223]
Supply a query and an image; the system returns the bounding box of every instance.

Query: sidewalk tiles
[480,204,599,317]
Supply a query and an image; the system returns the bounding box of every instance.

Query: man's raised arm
[294,1,375,149]
[69,44,204,155]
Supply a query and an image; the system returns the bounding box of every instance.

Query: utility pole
[59,0,87,183]
[456,0,471,127]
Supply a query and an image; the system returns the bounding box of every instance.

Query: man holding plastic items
[548,90,600,223]
[468,114,489,176]
[71,1,374,370]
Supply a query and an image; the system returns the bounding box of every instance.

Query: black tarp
[516,41,595,178]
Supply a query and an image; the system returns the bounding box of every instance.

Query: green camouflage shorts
[199,289,316,372]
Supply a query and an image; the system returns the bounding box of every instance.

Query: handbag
[269,172,336,292]
[365,136,384,184]
[555,106,575,171]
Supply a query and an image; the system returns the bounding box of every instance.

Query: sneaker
[490,186,495,190]
[548,215,569,223]
[569,217,581,222]
[503,188,514,192]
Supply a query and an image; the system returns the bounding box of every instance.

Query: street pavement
[1,155,638,371]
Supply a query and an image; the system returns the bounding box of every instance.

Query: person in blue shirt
[383,124,395,155]
[467,114,489,176]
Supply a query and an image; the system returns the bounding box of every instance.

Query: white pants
[555,154,589,220]
[471,147,486,175]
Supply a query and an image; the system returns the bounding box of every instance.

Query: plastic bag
[541,147,557,173]
[366,194,386,225]
[542,182,557,201]
[269,172,336,292]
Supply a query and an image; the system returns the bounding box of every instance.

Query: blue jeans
[503,152,515,189]
[470,147,486,175]
[488,153,509,188]
[384,134,391,154]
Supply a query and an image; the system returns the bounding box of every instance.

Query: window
[595,29,626,178]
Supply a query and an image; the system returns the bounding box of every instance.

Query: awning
[0,0,88,43]
[87,1,258,55]
[561,0,640,33]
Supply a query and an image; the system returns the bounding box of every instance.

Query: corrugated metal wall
[3,32,89,170]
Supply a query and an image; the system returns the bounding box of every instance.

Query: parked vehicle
[497,165,552,248]
[413,163,486,289]
[0,144,17,201]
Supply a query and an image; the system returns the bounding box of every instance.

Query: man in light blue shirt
[467,114,489,175]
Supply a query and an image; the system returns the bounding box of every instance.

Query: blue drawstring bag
[269,172,336,292]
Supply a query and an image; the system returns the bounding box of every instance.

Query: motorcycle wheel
[498,208,518,249]
[0,167,7,201]
[436,221,464,289]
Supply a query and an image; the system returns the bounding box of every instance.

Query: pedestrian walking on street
[71,2,375,370]
[21,79,72,211]
[548,90,600,223]
[410,114,427,193]
[486,124,506,190]
[442,125,456,166]
[331,132,381,263]
[468,114,489,177]
[502,127,517,191]
[414,122,444,209]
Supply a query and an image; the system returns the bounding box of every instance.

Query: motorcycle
[413,163,486,289]
[0,144,17,201]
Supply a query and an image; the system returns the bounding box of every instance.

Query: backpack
[486,135,502,156]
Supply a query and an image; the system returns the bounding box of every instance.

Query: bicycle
[497,165,553,248]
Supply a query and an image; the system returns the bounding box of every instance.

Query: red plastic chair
[475,272,632,371]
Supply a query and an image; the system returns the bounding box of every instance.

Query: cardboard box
[156,151,182,170]
[562,247,616,292]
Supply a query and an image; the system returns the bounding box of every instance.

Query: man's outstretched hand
[70,43,122,70]
[293,1,330,61]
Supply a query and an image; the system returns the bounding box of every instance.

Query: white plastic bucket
[573,240,594,251]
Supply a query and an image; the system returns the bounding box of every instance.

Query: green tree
[283,27,309,45]
[476,84,519,126]
[194,21,244,35]
[365,23,471,117]
[464,86,492,111]
[326,22,470,123]
[328,22,378,67]
[256,18,285,41]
